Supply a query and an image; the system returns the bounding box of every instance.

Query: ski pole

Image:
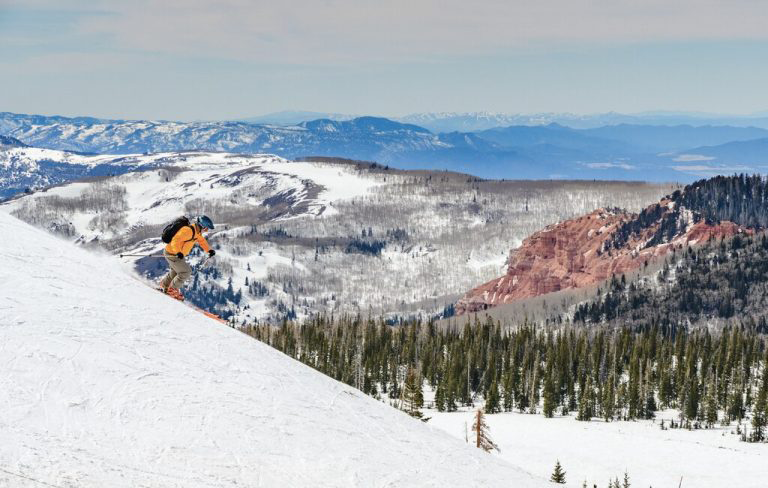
[119,253,165,258]
[196,255,211,271]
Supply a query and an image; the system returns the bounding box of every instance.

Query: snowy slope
[429,409,766,488]
[0,145,176,199]
[1,151,379,236]
[0,212,547,488]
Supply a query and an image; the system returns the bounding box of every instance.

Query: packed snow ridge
[0,212,547,488]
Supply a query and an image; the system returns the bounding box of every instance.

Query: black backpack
[161,216,195,243]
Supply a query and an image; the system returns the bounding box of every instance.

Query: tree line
[245,315,768,442]
[608,174,768,253]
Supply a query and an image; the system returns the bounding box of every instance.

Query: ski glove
[176,252,184,259]
[208,250,216,257]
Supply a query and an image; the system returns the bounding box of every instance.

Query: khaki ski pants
[161,250,192,290]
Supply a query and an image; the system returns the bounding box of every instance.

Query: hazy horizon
[4,108,768,125]
[1,1,767,121]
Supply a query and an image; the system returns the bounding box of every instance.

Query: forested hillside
[577,175,768,329]
[250,316,768,442]
[457,175,756,315]
[671,174,768,227]
[610,174,768,252]
[574,234,768,328]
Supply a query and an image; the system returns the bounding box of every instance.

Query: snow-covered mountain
[0,145,174,199]
[1,149,673,324]
[6,111,768,181]
[0,112,446,159]
[0,210,547,487]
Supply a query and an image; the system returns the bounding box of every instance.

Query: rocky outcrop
[455,205,747,315]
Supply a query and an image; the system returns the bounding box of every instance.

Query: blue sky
[1,0,767,121]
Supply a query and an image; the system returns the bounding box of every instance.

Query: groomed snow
[0,212,547,488]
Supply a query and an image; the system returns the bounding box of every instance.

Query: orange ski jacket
[165,224,211,257]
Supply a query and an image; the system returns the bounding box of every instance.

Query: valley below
[0,147,674,323]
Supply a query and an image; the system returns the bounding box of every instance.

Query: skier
[159,215,216,300]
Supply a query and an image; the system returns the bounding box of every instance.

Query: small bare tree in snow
[472,408,499,453]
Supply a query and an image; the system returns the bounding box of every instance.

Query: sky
[1,0,768,121]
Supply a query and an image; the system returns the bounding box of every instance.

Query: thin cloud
[672,154,717,162]
[36,0,768,64]
[584,162,636,170]
[671,164,756,178]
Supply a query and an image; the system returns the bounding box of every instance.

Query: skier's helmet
[196,215,215,230]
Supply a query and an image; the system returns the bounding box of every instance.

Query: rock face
[456,205,746,314]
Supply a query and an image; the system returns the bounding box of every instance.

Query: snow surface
[0,212,547,488]
[429,409,766,488]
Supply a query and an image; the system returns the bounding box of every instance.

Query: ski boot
[165,286,184,301]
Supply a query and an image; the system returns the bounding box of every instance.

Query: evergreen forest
[573,233,768,327]
[247,316,768,442]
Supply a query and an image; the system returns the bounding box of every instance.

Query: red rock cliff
[455,206,745,315]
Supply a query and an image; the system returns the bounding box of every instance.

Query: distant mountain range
[682,138,768,164]
[2,111,768,183]
[241,110,768,132]
[235,110,355,126]
[398,111,768,132]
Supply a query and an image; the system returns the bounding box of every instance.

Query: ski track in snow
[0,212,546,488]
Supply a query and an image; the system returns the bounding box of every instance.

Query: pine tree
[602,375,616,421]
[627,363,640,420]
[704,373,719,428]
[485,380,501,414]
[622,470,631,488]
[502,367,515,412]
[751,361,768,442]
[658,357,674,408]
[683,371,700,423]
[472,409,499,453]
[402,367,424,418]
[542,369,557,418]
[445,377,458,412]
[550,460,566,484]
[727,370,745,422]
[434,377,447,412]
[577,376,594,421]
[642,361,656,419]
